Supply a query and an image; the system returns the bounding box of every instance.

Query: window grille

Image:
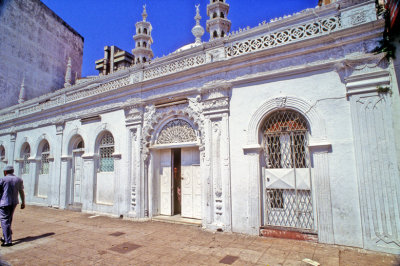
[262,110,314,231]
[21,145,30,174]
[40,143,50,175]
[99,133,114,172]
[262,111,309,169]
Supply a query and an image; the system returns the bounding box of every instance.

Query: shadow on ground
[13,232,55,245]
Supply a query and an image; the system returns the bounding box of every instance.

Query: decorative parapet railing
[0,53,207,123]
[65,76,131,102]
[143,53,206,80]
[225,16,342,58]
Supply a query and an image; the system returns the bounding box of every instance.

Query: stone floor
[0,205,399,265]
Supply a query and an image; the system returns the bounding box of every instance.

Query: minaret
[192,4,205,44]
[132,5,154,64]
[18,76,26,104]
[64,57,72,87]
[206,0,231,40]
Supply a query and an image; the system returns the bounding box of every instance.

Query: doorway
[172,148,181,215]
[157,147,201,219]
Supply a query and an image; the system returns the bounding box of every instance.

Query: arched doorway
[151,119,201,220]
[261,110,314,232]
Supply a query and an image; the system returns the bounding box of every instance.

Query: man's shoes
[1,242,12,247]
[0,237,4,243]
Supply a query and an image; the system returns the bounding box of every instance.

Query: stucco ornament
[156,119,197,144]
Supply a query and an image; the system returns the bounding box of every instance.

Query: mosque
[0,0,399,254]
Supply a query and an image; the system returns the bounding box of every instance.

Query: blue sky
[41,0,317,77]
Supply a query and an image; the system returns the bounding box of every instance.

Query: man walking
[0,165,25,247]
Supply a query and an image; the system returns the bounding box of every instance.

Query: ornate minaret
[192,4,205,44]
[206,0,231,40]
[132,5,154,64]
[18,76,26,104]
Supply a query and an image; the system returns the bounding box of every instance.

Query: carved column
[124,103,144,218]
[346,68,400,253]
[9,133,16,171]
[201,82,232,231]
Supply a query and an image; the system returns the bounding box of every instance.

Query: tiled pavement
[0,205,398,265]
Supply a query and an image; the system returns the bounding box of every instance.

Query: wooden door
[160,149,172,215]
[181,148,201,219]
[73,152,83,203]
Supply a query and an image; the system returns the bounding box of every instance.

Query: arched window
[213,12,217,18]
[0,145,4,177]
[142,57,146,63]
[220,12,225,18]
[143,42,147,48]
[137,42,141,47]
[76,140,84,149]
[99,132,114,172]
[262,110,309,169]
[138,28,141,34]
[40,142,50,175]
[213,31,218,38]
[21,144,30,174]
[221,31,225,37]
[0,146,5,162]
[144,28,148,34]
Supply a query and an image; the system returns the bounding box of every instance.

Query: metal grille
[262,110,314,231]
[22,145,30,174]
[40,143,50,175]
[100,133,114,172]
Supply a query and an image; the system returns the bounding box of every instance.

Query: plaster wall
[0,0,83,109]
[229,70,363,247]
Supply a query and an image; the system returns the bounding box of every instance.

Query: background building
[0,0,84,109]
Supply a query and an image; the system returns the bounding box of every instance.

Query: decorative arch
[246,96,326,146]
[141,104,204,159]
[32,134,51,158]
[155,118,197,145]
[20,142,31,174]
[91,123,119,155]
[63,128,87,156]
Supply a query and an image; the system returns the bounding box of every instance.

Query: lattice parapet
[225,16,341,58]
[143,54,206,80]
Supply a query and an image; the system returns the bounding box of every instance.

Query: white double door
[159,147,201,219]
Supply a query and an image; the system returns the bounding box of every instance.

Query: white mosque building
[0,0,399,254]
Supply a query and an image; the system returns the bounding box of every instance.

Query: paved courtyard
[0,205,398,265]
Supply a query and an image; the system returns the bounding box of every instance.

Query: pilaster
[124,104,144,218]
[309,141,334,244]
[51,122,64,207]
[242,145,263,235]
[201,82,232,231]
[82,154,96,212]
[59,156,72,209]
[346,64,400,253]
